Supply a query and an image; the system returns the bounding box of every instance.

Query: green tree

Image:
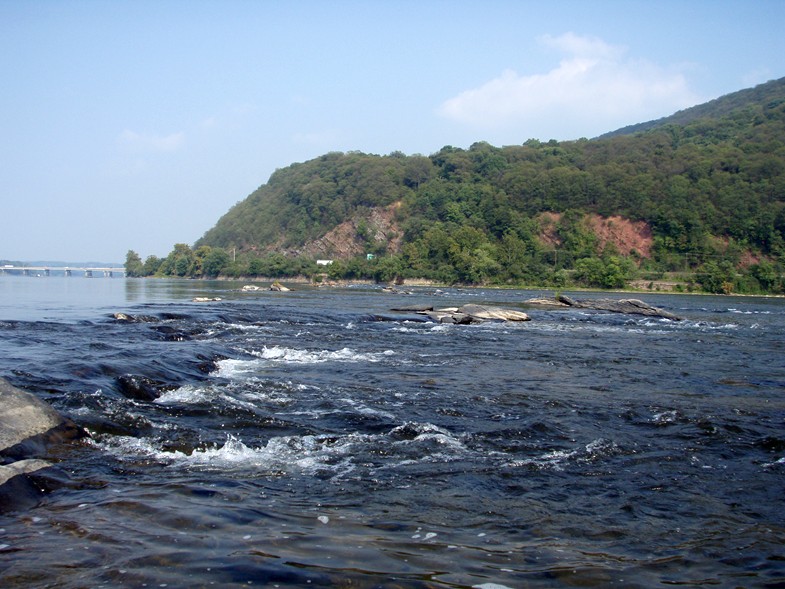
[160,243,194,277]
[203,248,230,277]
[124,250,144,277]
[749,260,780,292]
[697,260,737,293]
[143,255,163,276]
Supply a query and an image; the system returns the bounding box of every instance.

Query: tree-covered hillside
[130,78,785,293]
[599,76,785,138]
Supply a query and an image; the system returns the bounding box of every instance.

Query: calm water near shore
[1,275,784,588]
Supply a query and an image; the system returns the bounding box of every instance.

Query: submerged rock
[389,304,435,313]
[112,312,159,323]
[116,374,170,402]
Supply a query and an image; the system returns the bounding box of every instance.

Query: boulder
[0,378,83,458]
[270,282,291,292]
[391,303,530,324]
[0,459,58,513]
[557,295,682,320]
[424,311,477,324]
[0,458,53,487]
[458,304,531,322]
[0,378,85,511]
[524,297,570,307]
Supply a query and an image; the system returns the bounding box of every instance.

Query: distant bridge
[0,266,126,277]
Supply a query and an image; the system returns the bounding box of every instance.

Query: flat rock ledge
[555,295,683,321]
[0,378,85,512]
[391,303,530,324]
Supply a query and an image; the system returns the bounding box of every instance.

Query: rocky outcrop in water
[391,304,530,324]
[0,378,85,512]
[555,295,683,320]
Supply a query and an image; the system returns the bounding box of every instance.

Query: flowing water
[0,276,784,588]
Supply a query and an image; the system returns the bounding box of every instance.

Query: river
[0,276,783,588]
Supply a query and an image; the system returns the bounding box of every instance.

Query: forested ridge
[127,77,785,293]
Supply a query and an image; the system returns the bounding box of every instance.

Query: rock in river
[458,304,531,322]
[557,295,682,320]
[0,378,85,511]
[392,303,530,324]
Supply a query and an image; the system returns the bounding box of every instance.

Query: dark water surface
[1,276,784,588]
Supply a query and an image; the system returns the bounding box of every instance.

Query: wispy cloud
[438,32,701,140]
[118,129,185,152]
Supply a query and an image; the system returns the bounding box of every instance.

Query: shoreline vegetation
[124,239,784,295]
[122,263,785,298]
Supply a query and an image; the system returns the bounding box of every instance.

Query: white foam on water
[95,431,369,477]
[410,431,465,450]
[651,410,680,424]
[247,345,395,365]
[155,384,215,405]
[584,438,618,457]
[95,422,474,477]
[337,397,397,420]
[676,320,740,332]
[204,322,272,337]
[729,308,772,315]
[506,438,618,471]
[391,325,422,333]
[213,358,264,379]
[473,584,515,589]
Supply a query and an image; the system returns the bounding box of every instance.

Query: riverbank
[121,273,785,298]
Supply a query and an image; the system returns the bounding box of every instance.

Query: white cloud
[540,32,624,61]
[438,33,701,140]
[118,129,185,152]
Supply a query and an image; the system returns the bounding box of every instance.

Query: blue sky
[1,0,783,263]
